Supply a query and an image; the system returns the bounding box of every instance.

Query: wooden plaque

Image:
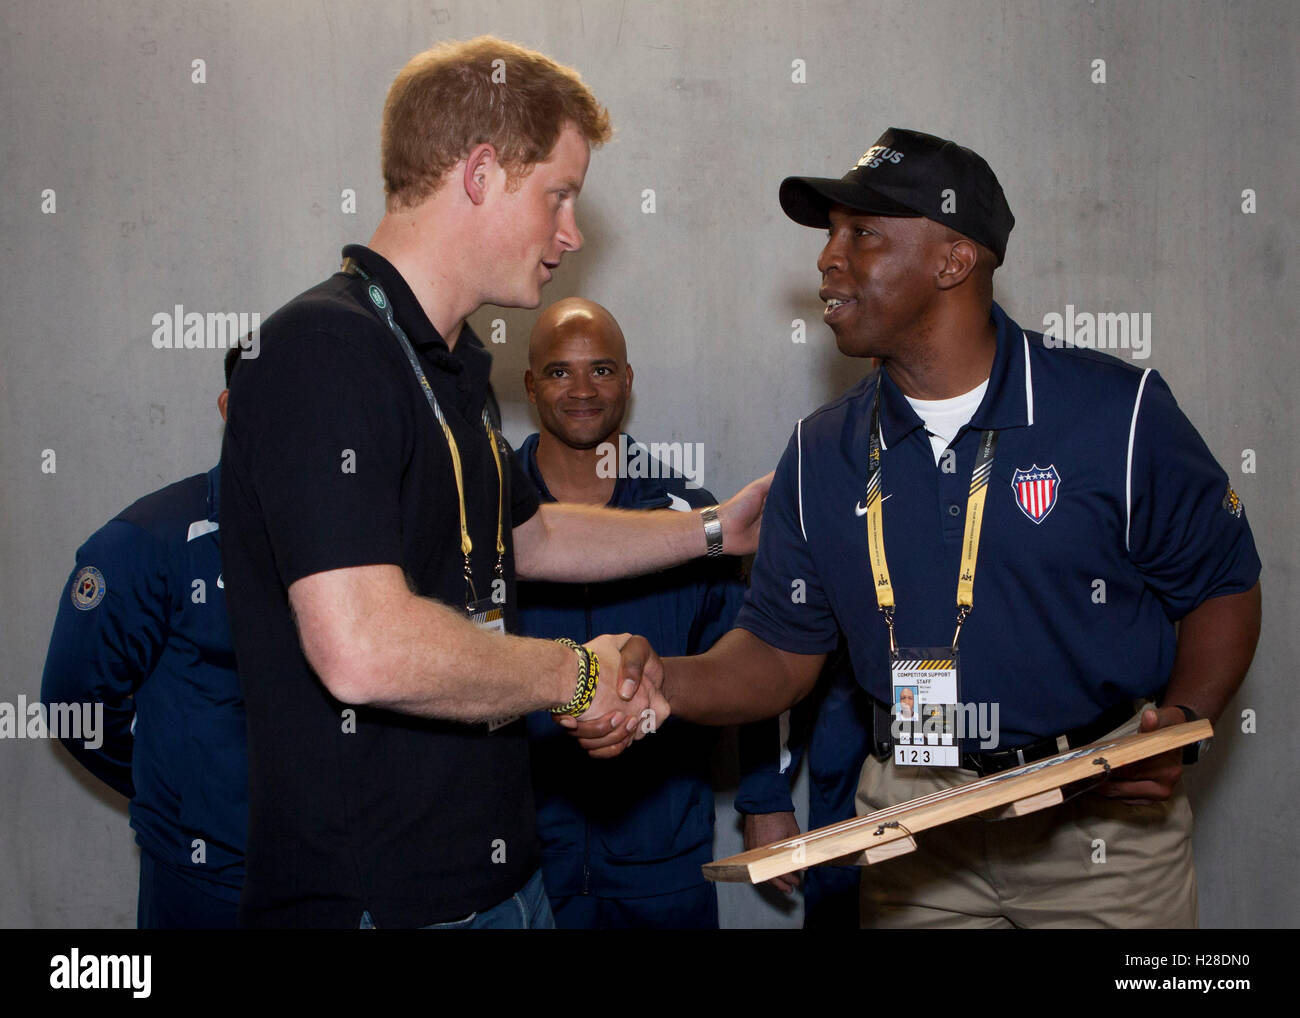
[704,719,1211,884]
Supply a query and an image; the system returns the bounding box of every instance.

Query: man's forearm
[1098,581,1261,801]
[291,567,575,721]
[514,472,770,583]
[1161,581,1262,722]
[662,628,825,726]
[515,502,708,582]
[357,597,576,720]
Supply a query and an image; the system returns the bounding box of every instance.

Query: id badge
[467,598,516,731]
[891,647,960,768]
[467,599,505,634]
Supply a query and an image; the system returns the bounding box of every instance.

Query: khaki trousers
[856,710,1198,928]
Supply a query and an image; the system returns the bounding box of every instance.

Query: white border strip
[778,709,792,773]
[1023,331,1035,426]
[877,371,889,450]
[187,519,219,542]
[796,418,808,541]
[1125,368,1152,551]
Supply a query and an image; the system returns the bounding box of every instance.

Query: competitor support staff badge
[892,649,961,768]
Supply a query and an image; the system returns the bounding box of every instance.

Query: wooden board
[704,719,1211,884]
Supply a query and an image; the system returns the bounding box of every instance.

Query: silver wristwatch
[701,505,724,557]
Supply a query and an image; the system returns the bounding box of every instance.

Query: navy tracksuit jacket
[40,466,246,923]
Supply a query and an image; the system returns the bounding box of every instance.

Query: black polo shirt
[220,244,542,928]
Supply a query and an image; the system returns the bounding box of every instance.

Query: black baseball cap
[779,127,1015,265]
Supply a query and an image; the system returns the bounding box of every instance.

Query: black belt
[869,698,1142,777]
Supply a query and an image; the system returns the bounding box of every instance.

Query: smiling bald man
[515,297,747,929]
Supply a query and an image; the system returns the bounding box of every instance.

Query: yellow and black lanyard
[865,379,998,654]
[341,258,505,610]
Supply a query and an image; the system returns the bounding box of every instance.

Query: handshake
[551,633,668,759]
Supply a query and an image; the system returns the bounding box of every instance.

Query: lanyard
[341,257,505,608]
[865,376,998,654]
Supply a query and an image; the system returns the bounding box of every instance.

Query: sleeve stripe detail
[796,417,809,542]
[1023,331,1035,426]
[778,709,792,773]
[1125,368,1153,552]
[876,373,889,451]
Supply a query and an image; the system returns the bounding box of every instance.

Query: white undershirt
[904,379,989,466]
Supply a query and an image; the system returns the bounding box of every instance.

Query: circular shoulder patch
[71,566,106,611]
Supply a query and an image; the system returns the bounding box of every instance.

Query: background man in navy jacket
[40,347,247,928]
[736,645,872,928]
[517,297,745,928]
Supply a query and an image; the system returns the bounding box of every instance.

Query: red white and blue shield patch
[1011,464,1061,524]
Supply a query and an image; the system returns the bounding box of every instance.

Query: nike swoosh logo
[854,494,891,516]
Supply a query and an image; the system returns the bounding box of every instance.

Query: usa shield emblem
[1011,465,1061,524]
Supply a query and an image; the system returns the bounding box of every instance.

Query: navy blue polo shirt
[735,302,1260,748]
[515,432,746,901]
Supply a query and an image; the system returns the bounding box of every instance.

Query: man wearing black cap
[574,128,1261,927]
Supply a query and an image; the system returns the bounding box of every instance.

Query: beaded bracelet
[550,637,600,716]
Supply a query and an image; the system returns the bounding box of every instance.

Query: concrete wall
[1,0,1294,928]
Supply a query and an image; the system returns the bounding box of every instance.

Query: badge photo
[893,685,919,722]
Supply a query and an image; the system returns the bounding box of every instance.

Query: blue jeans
[359,869,555,929]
